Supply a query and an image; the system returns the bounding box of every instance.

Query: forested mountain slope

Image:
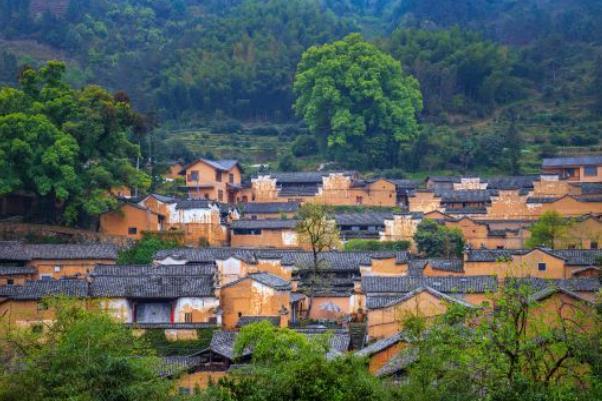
[0,0,601,174]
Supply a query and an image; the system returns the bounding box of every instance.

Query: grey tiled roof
[437,190,492,203]
[528,286,593,304]
[335,211,393,226]
[362,275,498,294]
[236,316,280,328]
[444,207,488,215]
[355,332,405,357]
[191,159,240,171]
[0,266,36,276]
[160,356,204,377]
[485,176,537,190]
[366,294,407,309]
[154,248,409,271]
[549,250,602,266]
[240,202,300,214]
[90,275,214,298]
[0,279,88,299]
[381,287,477,309]
[231,219,298,230]
[209,329,350,360]
[0,242,118,261]
[247,272,291,290]
[376,347,419,377]
[542,155,602,168]
[175,200,214,209]
[427,258,464,273]
[29,244,117,260]
[389,179,419,189]
[508,277,600,293]
[428,176,461,183]
[147,194,177,203]
[526,197,559,204]
[576,183,602,195]
[92,264,215,276]
[0,242,30,261]
[465,249,521,262]
[278,185,320,196]
[466,248,602,265]
[270,171,354,184]
[209,331,252,360]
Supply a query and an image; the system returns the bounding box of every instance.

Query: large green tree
[0,298,172,401]
[293,33,423,169]
[199,321,390,401]
[0,61,150,225]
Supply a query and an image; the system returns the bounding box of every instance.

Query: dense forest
[0,0,601,174]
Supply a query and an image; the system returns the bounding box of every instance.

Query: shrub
[344,239,410,251]
[291,134,318,157]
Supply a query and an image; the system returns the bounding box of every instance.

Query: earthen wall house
[180,159,243,202]
[99,203,161,240]
[220,274,290,329]
[0,242,118,281]
[229,219,299,249]
[542,155,602,183]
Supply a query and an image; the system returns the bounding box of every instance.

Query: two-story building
[542,155,602,182]
[180,159,243,202]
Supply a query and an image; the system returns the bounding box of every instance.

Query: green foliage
[117,232,179,264]
[199,321,390,401]
[385,27,526,117]
[344,239,410,251]
[395,282,602,401]
[0,298,172,401]
[413,218,465,258]
[291,135,318,157]
[0,61,149,225]
[526,211,574,249]
[276,152,298,172]
[140,328,215,356]
[294,33,423,169]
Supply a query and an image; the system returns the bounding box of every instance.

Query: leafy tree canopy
[526,210,574,249]
[0,61,150,225]
[413,218,465,258]
[293,33,423,169]
[0,298,172,401]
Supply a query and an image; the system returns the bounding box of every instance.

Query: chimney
[278,305,289,328]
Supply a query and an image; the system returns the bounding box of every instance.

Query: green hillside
[0,0,601,175]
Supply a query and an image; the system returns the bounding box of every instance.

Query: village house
[463,248,602,280]
[0,278,89,329]
[179,159,243,202]
[168,327,351,393]
[237,201,300,219]
[362,275,497,339]
[0,263,221,339]
[99,202,162,240]
[335,211,393,241]
[229,219,299,248]
[542,155,602,182]
[0,241,118,281]
[354,332,410,375]
[220,272,291,329]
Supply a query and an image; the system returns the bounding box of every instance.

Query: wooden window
[584,166,598,176]
[190,170,199,181]
[538,263,546,271]
[218,190,224,201]
[356,196,363,205]
[497,246,504,249]
[7,279,13,285]
[128,227,138,235]
[215,171,222,182]
[229,173,234,183]
[591,242,598,250]
[184,312,193,323]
